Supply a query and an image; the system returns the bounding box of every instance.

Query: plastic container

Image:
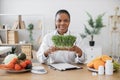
[98,66,104,75]
[105,60,113,75]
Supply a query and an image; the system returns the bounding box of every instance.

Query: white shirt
[36,30,85,64]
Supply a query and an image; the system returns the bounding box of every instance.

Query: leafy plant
[27,23,34,43]
[80,12,105,41]
[113,61,120,72]
[52,35,76,48]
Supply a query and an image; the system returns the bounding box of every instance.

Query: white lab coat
[36,30,85,64]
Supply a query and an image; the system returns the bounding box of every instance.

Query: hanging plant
[27,23,34,43]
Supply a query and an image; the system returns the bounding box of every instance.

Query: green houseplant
[27,23,34,44]
[80,12,105,46]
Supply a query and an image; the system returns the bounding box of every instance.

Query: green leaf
[86,12,94,28]
[95,13,105,28]
[27,23,34,43]
[28,23,34,30]
[52,35,76,48]
[84,25,92,35]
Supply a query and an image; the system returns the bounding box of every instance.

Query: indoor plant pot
[89,41,95,46]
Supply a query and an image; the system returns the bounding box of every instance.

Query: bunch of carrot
[0,58,32,71]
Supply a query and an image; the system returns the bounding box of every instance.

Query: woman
[36,9,85,64]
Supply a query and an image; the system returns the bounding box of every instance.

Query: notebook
[49,63,82,71]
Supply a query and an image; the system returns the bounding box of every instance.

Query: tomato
[20,61,27,68]
[25,59,32,65]
[14,64,22,70]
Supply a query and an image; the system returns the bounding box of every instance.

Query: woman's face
[55,13,70,35]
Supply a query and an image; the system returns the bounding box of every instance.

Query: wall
[0,0,120,55]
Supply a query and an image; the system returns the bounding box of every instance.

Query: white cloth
[36,30,85,64]
[0,46,12,55]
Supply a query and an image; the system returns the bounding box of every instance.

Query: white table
[0,46,12,55]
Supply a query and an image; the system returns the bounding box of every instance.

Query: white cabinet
[84,46,102,63]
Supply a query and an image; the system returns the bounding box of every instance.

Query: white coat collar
[54,30,71,35]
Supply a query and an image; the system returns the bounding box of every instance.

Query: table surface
[0,63,120,80]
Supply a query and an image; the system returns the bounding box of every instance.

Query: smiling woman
[36,9,85,64]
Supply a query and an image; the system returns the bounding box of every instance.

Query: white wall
[0,0,120,54]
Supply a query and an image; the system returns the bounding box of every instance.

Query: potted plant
[27,23,34,44]
[80,12,105,46]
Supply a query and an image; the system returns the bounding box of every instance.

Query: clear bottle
[105,60,113,75]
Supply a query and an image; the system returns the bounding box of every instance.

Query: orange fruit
[101,55,112,62]
[87,61,94,68]
[93,59,105,70]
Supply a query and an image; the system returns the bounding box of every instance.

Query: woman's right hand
[44,46,59,57]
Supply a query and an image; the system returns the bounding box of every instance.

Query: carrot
[0,64,11,70]
[6,62,15,69]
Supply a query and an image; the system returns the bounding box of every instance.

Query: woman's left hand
[68,46,82,57]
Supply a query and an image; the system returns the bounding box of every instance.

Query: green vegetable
[113,61,120,72]
[52,35,76,48]
[18,53,26,60]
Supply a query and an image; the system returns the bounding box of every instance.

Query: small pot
[89,41,95,46]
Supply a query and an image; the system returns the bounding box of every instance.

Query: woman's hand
[44,46,59,57]
[68,46,82,57]
[44,46,82,57]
